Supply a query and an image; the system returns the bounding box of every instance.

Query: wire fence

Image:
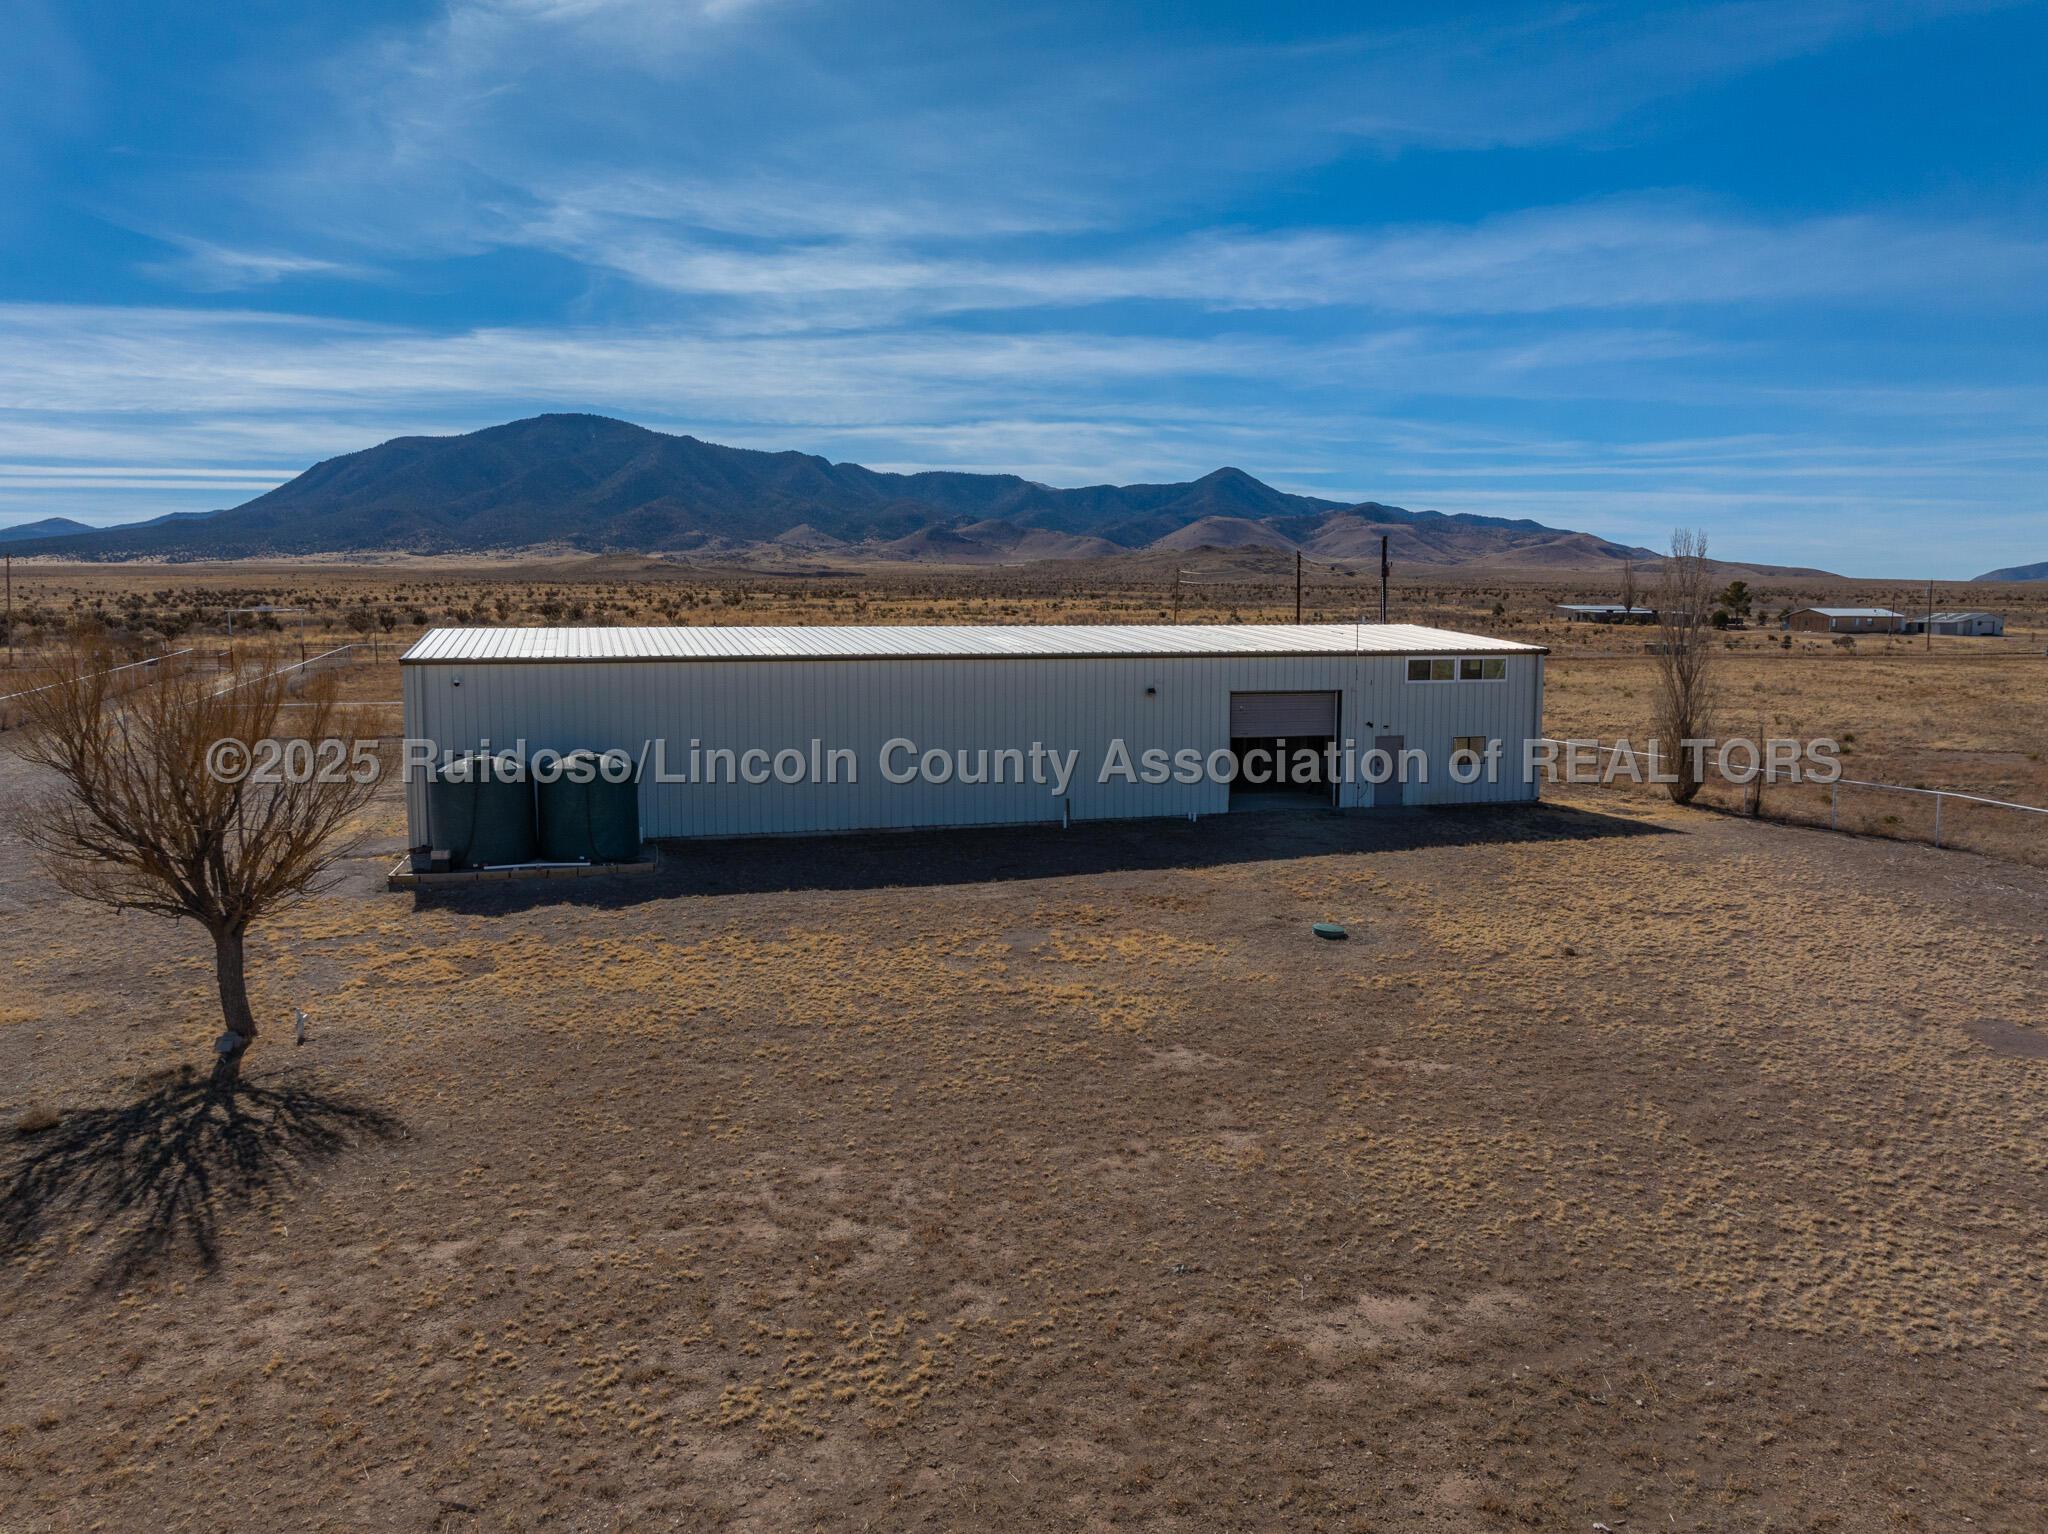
[1787,775,2048,865]
[0,649,198,731]
[3,643,370,728]
[1544,739,2048,868]
[210,643,364,697]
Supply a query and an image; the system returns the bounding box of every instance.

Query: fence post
[1831,781,1838,830]
[1934,792,1943,848]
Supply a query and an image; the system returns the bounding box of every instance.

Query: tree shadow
[2,1067,401,1286]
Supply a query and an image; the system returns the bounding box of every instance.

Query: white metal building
[1901,611,2005,637]
[1556,603,1656,624]
[400,622,1548,844]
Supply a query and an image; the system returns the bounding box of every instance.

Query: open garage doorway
[1228,691,1340,809]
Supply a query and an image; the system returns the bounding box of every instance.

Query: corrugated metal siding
[401,660,427,845]
[401,649,1544,842]
[402,622,1544,664]
[1228,691,1339,736]
[1377,665,1539,809]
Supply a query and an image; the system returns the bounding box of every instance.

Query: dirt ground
[6,555,2045,661]
[1,751,2043,1531]
[1541,648,2048,865]
[8,554,2043,829]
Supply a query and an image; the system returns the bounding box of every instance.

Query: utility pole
[1294,551,1302,624]
[1172,568,1182,624]
[1925,577,1934,654]
[4,553,12,668]
[1379,535,1390,624]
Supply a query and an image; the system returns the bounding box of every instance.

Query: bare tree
[1619,553,1638,621]
[1653,528,1717,804]
[4,645,381,1091]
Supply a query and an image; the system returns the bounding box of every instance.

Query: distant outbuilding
[1556,604,1656,624]
[1781,607,1905,634]
[1901,611,2005,637]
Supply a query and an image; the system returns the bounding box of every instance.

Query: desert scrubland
[8,555,2043,853]
[1,558,2044,1531]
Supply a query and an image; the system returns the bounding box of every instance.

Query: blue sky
[2,0,2044,575]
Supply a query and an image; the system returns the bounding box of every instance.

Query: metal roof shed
[400,622,1549,842]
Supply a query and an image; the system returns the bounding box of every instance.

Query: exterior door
[1229,692,1342,807]
[1228,691,1339,737]
[1373,734,1406,807]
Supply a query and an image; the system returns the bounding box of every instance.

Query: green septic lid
[1313,922,1348,940]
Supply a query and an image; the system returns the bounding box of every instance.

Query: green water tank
[428,752,537,869]
[536,749,641,864]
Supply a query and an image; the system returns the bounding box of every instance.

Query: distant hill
[0,516,94,543]
[2,413,1807,573]
[1975,559,2048,582]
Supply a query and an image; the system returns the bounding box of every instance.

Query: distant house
[1557,603,1656,625]
[1782,607,1904,634]
[1900,611,2005,637]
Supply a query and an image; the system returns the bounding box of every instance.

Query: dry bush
[4,643,381,1087]
[1653,528,1717,804]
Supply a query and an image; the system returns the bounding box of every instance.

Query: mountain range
[0,516,94,543]
[1974,559,2048,582]
[0,413,1814,573]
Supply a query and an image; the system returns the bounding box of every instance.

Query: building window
[1408,656,1507,682]
[1451,735,1491,766]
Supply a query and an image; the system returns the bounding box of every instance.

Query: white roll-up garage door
[1228,690,1339,736]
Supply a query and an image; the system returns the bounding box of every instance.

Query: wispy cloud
[0,302,1714,424]
[128,1,2046,344]
[0,471,294,493]
[137,235,379,291]
[0,464,295,481]
[214,0,2032,279]
[6,0,2044,572]
[1,297,2041,575]
[501,197,2048,324]
[1287,0,2029,151]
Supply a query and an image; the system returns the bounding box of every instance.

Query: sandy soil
[8,559,2042,856]
[1,754,2043,1531]
[1542,649,2048,865]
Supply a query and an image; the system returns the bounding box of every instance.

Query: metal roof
[403,622,1546,664]
[1928,611,1999,621]
[1798,607,1903,618]
[1556,603,1654,613]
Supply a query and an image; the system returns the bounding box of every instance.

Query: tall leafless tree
[1653,528,1717,804]
[5,645,381,1091]
[1619,553,1638,620]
